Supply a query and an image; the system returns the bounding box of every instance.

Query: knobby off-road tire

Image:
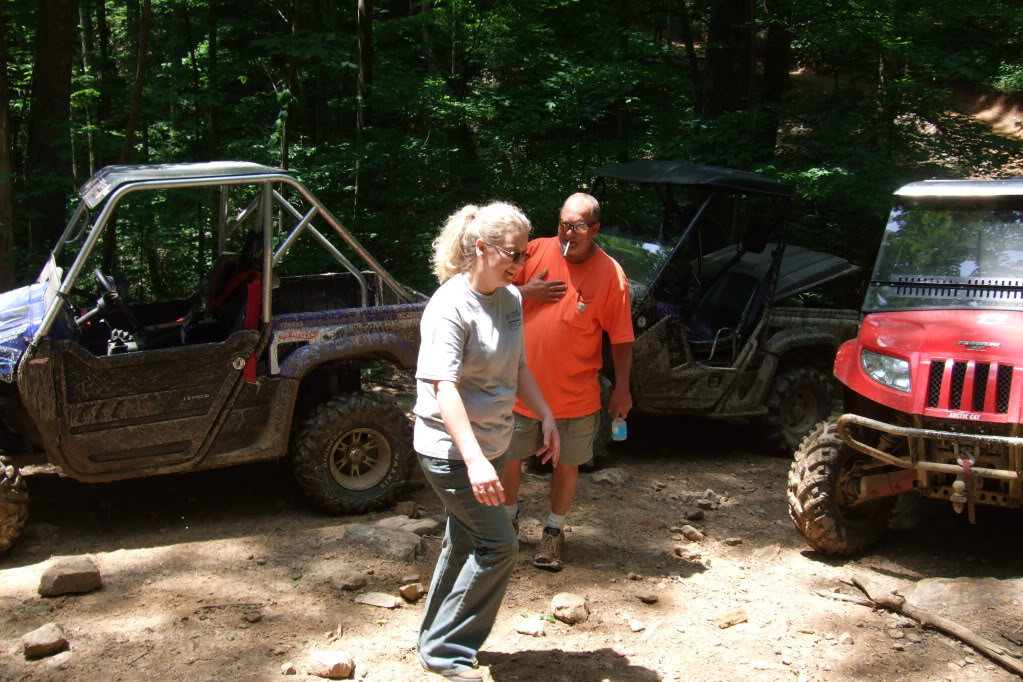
[293,392,411,515]
[762,365,834,456]
[787,419,894,556]
[0,453,28,553]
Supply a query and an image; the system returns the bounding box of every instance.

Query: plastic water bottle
[611,418,627,441]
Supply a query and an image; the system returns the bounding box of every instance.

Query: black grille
[997,365,1014,413]
[972,362,990,411]
[927,360,945,407]
[925,359,1012,415]
[949,362,967,409]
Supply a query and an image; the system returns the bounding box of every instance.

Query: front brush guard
[836,413,1022,481]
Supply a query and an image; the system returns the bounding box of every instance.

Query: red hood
[862,309,1023,360]
[835,309,1023,422]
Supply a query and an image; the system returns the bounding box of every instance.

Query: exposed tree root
[815,575,1023,677]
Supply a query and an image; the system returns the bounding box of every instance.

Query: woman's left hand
[466,457,506,506]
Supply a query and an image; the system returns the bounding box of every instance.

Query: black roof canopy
[592,160,792,198]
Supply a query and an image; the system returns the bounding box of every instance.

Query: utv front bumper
[837,413,1023,481]
[836,413,1023,518]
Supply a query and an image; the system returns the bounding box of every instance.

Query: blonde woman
[414,202,560,680]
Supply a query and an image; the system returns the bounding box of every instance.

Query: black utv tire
[787,419,894,556]
[0,454,28,554]
[293,392,411,515]
[762,366,834,455]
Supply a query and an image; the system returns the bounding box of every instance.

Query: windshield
[596,229,673,303]
[864,196,1023,312]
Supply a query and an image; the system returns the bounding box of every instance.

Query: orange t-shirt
[513,237,634,419]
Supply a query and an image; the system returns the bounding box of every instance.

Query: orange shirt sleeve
[598,257,635,345]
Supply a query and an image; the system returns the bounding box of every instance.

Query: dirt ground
[2,397,1023,682]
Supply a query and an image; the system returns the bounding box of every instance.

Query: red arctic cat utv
[788,177,1023,555]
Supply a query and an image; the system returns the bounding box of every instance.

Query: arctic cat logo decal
[956,340,1000,351]
[947,411,982,421]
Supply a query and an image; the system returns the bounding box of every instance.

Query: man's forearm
[610,342,633,389]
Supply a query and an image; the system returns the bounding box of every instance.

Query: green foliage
[5,0,1022,299]
[993,63,1023,95]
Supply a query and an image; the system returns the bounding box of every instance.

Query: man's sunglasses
[558,218,596,234]
[487,242,529,264]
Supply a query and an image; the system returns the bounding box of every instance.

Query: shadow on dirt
[794,491,1023,579]
[480,647,660,681]
[7,458,359,568]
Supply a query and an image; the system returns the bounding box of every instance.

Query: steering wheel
[76,268,141,332]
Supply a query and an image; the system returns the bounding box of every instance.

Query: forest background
[1,0,1022,296]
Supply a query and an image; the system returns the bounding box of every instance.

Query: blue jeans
[417,454,518,675]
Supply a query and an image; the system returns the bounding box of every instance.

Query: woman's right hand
[466,457,506,506]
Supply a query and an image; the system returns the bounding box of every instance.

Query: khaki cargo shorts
[505,411,599,466]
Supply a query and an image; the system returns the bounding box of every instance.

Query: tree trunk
[357,0,374,130]
[281,0,303,170]
[703,0,755,116]
[25,0,75,251]
[206,4,219,158]
[94,0,116,166]
[77,0,96,176]
[103,0,151,272]
[181,4,203,161]
[355,0,374,212]
[759,17,793,151]
[120,0,151,164]
[0,19,15,288]
[678,0,702,112]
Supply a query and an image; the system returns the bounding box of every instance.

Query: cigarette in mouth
[562,240,571,257]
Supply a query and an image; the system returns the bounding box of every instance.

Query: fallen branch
[814,589,873,608]
[816,575,1023,677]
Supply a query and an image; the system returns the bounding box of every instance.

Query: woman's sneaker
[533,527,563,571]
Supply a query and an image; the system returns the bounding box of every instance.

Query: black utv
[589,160,861,455]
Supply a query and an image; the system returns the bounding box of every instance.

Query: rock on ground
[591,468,630,485]
[342,524,422,562]
[374,515,441,537]
[39,556,102,596]
[399,582,427,602]
[514,619,546,636]
[393,501,420,518]
[714,608,747,629]
[307,650,355,679]
[551,592,589,624]
[354,592,401,609]
[328,572,368,592]
[22,622,68,659]
[637,591,658,604]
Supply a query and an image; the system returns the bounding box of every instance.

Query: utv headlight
[861,349,911,392]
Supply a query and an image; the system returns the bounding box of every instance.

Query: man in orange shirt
[502,192,634,570]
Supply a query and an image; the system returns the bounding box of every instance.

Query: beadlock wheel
[292,392,411,515]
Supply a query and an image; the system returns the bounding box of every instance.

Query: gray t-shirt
[413,273,526,460]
